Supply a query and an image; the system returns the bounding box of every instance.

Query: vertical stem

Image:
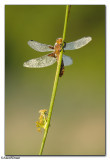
[39,5,69,155]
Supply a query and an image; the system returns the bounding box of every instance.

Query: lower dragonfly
[23,37,92,77]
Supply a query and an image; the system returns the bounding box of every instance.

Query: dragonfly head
[56,38,63,45]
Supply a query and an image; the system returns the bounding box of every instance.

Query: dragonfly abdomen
[59,60,64,77]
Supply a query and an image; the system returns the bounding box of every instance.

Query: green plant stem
[39,5,69,155]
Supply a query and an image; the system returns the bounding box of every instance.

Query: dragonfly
[23,37,92,77]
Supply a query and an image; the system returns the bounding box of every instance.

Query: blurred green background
[5,5,105,155]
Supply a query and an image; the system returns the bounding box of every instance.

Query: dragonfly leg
[63,42,66,48]
[60,42,66,52]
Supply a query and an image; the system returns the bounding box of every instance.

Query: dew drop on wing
[64,37,92,50]
[23,54,56,68]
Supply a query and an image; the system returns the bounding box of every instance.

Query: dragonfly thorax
[54,38,63,56]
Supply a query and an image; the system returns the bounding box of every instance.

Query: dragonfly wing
[63,54,73,66]
[23,54,56,68]
[28,40,54,52]
[64,37,92,50]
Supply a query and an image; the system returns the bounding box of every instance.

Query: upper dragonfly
[23,37,92,77]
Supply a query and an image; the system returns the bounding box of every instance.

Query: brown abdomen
[59,60,64,77]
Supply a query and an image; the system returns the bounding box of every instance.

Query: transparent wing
[23,54,56,68]
[64,37,92,50]
[28,40,54,52]
[63,54,73,66]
